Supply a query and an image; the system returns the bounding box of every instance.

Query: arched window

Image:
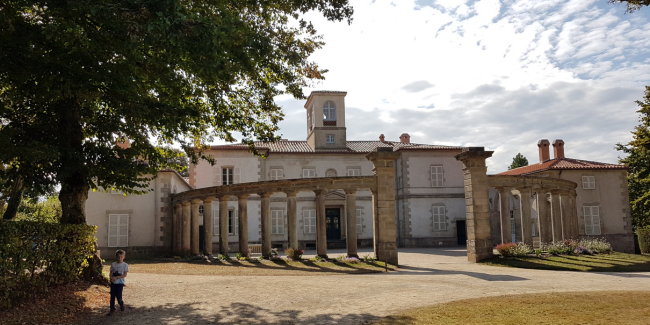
[325,168,337,177]
[323,101,336,126]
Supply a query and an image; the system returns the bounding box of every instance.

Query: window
[213,209,238,235]
[270,168,283,180]
[347,168,361,177]
[356,208,363,233]
[326,134,335,144]
[325,169,337,177]
[308,106,314,131]
[432,206,446,231]
[199,205,204,215]
[584,206,601,235]
[271,210,284,234]
[323,101,336,125]
[303,209,316,234]
[582,176,596,189]
[221,167,241,185]
[431,166,443,187]
[108,214,128,247]
[302,168,316,178]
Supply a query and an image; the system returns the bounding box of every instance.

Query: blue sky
[230,0,650,173]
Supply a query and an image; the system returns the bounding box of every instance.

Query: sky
[228,0,650,173]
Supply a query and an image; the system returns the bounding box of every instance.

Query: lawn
[480,252,650,272]
[373,291,650,325]
[102,258,396,276]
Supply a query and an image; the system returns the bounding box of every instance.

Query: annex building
[85,91,635,259]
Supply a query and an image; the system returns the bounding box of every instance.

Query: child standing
[108,250,129,316]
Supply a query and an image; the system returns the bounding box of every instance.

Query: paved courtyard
[83,248,650,324]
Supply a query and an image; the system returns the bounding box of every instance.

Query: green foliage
[609,0,650,13]
[511,243,534,257]
[0,221,97,309]
[496,243,517,257]
[336,255,344,262]
[508,153,529,170]
[217,253,230,261]
[0,0,353,224]
[579,238,612,254]
[616,86,650,230]
[636,227,650,254]
[284,247,304,261]
[362,254,376,262]
[14,196,62,223]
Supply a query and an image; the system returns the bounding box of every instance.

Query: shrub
[362,254,376,262]
[0,221,97,309]
[511,243,533,257]
[574,246,593,255]
[579,238,612,254]
[310,256,325,262]
[336,255,345,262]
[284,247,304,261]
[496,243,517,257]
[235,252,249,261]
[217,254,230,261]
[637,227,650,254]
[544,241,574,255]
[344,257,360,264]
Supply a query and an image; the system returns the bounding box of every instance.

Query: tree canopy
[508,153,529,170]
[609,0,650,13]
[0,0,353,224]
[616,86,650,230]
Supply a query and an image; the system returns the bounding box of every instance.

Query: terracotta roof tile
[208,140,462,154]
[498,157,627,176]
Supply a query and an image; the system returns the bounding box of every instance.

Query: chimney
[552,139,565,159]
[399,133,410,144]
[379,134,385,142]
[537,139,550,162]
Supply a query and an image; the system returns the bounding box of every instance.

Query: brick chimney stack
[552,139,565,159]
[399,133,410,144]
[379,134,385,142]
[537,139,550,162]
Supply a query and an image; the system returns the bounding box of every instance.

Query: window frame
[347,168,361,177]
[432,206,446,231]
[222,167,234,185]
[431,165,444,187]
[108,214,129,247]
[582,176,596,190]
[271,209,285,234]
[303,209,316,234]
[302,168,316,178]
[356,208,363,234]
[583,206,601,235]
[326,134,335,144]
[323,101,337,121]
[270,168,283,181]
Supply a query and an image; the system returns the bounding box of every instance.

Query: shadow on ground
[78,301,406,325]
[481,252,650,272]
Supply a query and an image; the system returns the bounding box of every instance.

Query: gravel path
[82,248,650,324]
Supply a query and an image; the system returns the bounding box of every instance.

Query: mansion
[86,91,634,257]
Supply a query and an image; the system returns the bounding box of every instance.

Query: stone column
[497,187,512,244]
[203,197,215,256]
[345,188,358,258]
[219,196,231,255]
[567,189,579,239]
[512,191,522,243]
[550,190,563,242]
[238,194,250,257]
[190,199,201,255]
[285,191,299,250]
[173,203,182,253]
[519,189,533,246]
[314,189,328,258]
[366,147,401,266]
[536,190,552,244]
[182,201,191,251]
[259,192,272,258]
[454,147,494,263]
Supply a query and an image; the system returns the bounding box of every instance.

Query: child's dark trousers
[110,283,124,311]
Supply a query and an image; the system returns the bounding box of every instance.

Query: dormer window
[323,101,336,126]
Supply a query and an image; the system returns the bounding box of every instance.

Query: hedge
[637,228,650,254]
[0,221,97,309]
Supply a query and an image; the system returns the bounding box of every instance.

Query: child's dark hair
[115,249,125,257]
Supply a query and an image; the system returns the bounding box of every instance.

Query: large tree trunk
[2,176,24,220]
[58,99,90,225]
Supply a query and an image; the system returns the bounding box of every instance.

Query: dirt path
[81,248,650,324]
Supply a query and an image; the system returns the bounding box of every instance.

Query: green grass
[373,291,650,325]
[481,252,650,272]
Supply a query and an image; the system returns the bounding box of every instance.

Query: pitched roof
[498,157,627,176]
[208,140,463,154]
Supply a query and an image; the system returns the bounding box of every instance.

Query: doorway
[456,220,467,246]
[325,208,341,241]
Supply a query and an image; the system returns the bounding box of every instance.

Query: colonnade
[494,186,578,246]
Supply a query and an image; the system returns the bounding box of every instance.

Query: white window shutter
[356,208,363,233]
[592,207,601,235]
[234,167,241,184]
[108,215,118,247]
[118,215,129,247]
[582,176,589,189]
[213,208,219,236]
[302,210,308,234]
[584,207,593,235]
[234,209,239,235]
[215,167,221,186]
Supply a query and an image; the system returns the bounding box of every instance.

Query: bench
[248,244,262,256]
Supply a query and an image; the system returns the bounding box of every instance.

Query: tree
[0,0,353,224]
[609,0,650,13]
[616,86,650,230]
[508,153,529,170]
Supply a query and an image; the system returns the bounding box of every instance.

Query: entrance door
[325,208,341,240]
[456,220,467,246]
[199,225,205,253]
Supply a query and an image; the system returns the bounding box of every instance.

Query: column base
[375,242,398,266]
[346,254,359,259]
[467,239,494,262]
[316,254,329,259]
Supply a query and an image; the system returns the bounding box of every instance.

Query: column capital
[191,198,202,204]
[313,189,327,196]
[218,194,232,200]
[495,186,511,192]
[258,192,272,198]
[203,196,216,203]
[344,188,357,195]
[181,201,191,206]
[238,194,251,200]
[518,187,532,194]
[174,203,183,208]
[284,190,299,197]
